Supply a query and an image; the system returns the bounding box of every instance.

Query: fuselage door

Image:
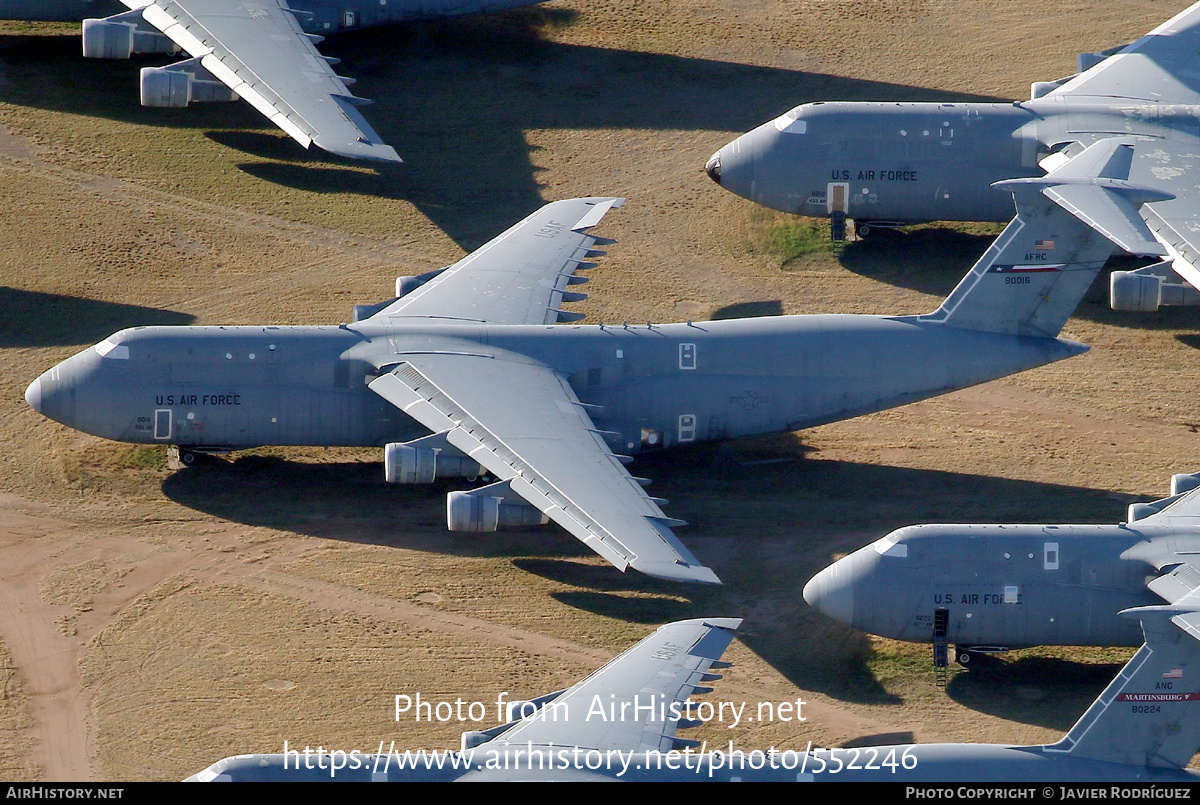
[154,408,172,441]
[826,182,849,215]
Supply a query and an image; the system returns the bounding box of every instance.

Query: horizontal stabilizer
[995,139,1172,256]
[1041,184,1166,256]
[923,139,1171,337]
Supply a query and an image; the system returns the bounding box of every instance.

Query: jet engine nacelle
[82,14,177,60]
[1171,473,1200,496]
[446,489,548,532]
[351,299,395,322]
[396,267,450,299]
[1031,80,1068,100]
[140,63,238,108]
[461,731,490,750]
[1128,502,1158,522]
[1110,270,1162,312]
[384,440,481,484]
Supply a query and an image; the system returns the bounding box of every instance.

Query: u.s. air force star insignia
[729,390,770,410]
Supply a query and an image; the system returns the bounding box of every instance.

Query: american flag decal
[1035,239,1055,250]
[1165,668,1184,679]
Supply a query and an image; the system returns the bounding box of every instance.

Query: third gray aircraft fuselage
[803,523,1195,650]
[711,99,1196,224]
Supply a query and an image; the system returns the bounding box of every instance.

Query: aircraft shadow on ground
[711,300,785,319]
[159,440,1128,712]
[943,653,1128,732]
[838,229,1200,331]
[0,12,1005,248]
[0,286,195,347]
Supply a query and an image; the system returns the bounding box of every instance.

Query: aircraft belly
[941,590,1150,648]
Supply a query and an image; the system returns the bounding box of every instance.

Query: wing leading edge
[365,197,624,326]
[119,0,400,162]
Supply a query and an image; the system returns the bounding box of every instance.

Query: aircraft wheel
[168,446,208,470]
[955,648,973,666]
[856,223,872,239]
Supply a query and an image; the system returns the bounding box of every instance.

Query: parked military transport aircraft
[804,472,1200,667]
[707,1,1200,313]
[25,142,1161,584]
[186,615,1200,780]
[0,0,546,162]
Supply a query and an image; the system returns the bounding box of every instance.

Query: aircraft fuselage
[191,742,1199,782]
[27,316,1083,455]
[710,99,1200,226]
[803,523,1193,650]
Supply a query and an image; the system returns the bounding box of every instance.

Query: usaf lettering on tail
[707,1,1200,312]
[805,471,1200,667]
[186,615,1200,780]
[26,160,1156,583]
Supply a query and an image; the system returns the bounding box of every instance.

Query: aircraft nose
[24,376,42,414]
[705,151,722,185]
[25,358,84,428]
[803,551,873,627]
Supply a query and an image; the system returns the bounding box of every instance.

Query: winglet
[571,198,626,232]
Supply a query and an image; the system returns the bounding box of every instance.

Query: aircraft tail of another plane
[1044,604,1200,769]
[920,138,1171,338]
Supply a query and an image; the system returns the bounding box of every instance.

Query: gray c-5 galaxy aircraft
[0,0,548,163]
[186,615,1200,781]
[24,145,1159,585]
[804,472,1200,667]
[706,1,1200,313]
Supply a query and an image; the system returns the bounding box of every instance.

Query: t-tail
[1045,603,1200,769]
[920,138,1173,338]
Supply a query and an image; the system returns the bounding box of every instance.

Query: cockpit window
[95,336,129,360]
[872,535,908,558]
[773,107,807,134]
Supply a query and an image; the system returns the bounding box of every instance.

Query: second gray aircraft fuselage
[712,99,1198,224]
[27,316,1082,456]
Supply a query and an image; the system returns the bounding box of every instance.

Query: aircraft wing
[1127,483,1200,605]
[367,354,721,584]
[489,618,741,752]
[1048,3,1200,104]
[366,197,624,326]
[120,0,400,162]
[1129,141,1200,293]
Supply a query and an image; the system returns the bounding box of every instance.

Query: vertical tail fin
[1046,604,1200,769]
[920,139,1171,338]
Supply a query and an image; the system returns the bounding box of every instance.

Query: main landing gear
[167,446,217,470]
